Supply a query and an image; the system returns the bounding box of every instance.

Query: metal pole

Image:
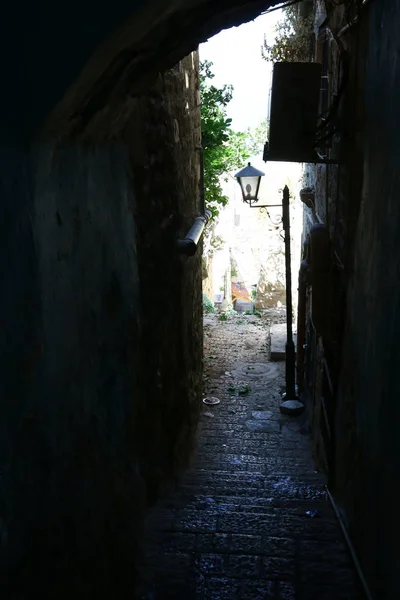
[280,186,304,415]
[282,186,296,399]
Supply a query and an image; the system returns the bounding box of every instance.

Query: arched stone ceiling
[7,0,279,135]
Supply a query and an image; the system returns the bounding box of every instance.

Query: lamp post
[234,163,304,416]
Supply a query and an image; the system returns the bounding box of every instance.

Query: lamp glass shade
[235,163,265,203]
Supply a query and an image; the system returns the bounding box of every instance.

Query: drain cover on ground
[231,363,279,379]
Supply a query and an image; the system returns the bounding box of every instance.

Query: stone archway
[44,0,277,139]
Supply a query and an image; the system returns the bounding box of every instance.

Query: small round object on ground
[279,399,305,416]
[203,397,220,406]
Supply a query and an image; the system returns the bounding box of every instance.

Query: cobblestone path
[137,315,361,599]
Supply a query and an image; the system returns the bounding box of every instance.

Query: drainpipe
[176,210,212,256]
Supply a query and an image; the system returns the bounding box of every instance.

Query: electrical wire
[316,47,349,131]
[261,0,303,16]
[316,127,338,144]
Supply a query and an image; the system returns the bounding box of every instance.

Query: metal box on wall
[267,62,322,163]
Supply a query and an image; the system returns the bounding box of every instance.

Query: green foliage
[200,61,251,218]
[218,311,229,321]
[244,307,262,317]
[218,307,235,321]
[202,293,215,314]
[245,119,269,159]
[238,384,251,395]
[230,264,238,279]
[262,7,314,63]
[230,253,240,279]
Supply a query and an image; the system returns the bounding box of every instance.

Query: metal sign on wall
[267,62,323,163]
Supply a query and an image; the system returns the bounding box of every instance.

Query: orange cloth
[231,282,251,303]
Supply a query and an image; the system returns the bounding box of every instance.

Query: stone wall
[302,2,400,598]
[335,2,400,597]
[1,2,288,592]
[127,53,203,501]
[0,52,202,599]
[203,255,214,301]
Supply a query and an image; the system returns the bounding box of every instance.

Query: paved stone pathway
[136,315,361,599]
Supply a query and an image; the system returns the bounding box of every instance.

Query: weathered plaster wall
[0,51,202,598]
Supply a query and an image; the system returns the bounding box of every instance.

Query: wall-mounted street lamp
[235,162,265,204]
[235,163,304,416]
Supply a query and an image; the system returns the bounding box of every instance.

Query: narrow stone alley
[136,313,361,599]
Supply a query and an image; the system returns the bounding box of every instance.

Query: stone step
[270,323,297,361]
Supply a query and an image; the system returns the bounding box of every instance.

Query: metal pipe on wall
[176,210,212,256]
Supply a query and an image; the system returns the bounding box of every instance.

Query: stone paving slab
[136,316,361,599]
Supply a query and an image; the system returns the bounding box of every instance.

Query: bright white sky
[199,10,283,132]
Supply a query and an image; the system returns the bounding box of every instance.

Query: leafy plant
[203,293,216,314]
[238,384,251,396]
[245,306,262,317]
[218,307,235,321]
[262,6,314,63]
[200,61,251,218]
[245,119,269,159]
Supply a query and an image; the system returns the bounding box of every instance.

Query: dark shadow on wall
[0,53,203,599]
[0,0,283,597]
[334,1,400,598]
[128,56,204,503]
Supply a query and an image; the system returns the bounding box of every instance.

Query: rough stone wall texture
[334,2,400,597]
[2,2,287,590]
[303,2,400,598]
[0,52,202,599]
[127,53,203,502]
[203,255,215,301]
